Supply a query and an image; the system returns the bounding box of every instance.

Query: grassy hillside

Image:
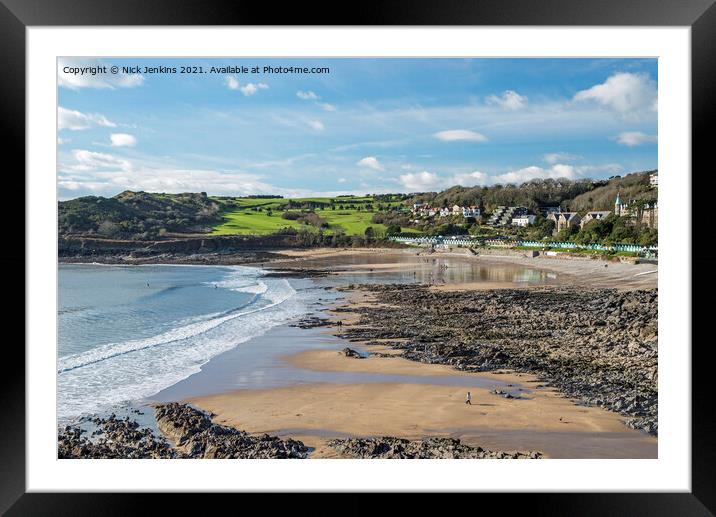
[211,210,306,235]
[565,171,656,212]
[211,195,417,236]
[58,191,222,239]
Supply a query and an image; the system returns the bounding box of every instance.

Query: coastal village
[409,172,658,233]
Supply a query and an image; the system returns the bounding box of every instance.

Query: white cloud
[297,90,336,111]
[338,178,347,183]
[68,150,132,172]
[58,107,116,131]
[59,150,284,197]
[58,137,69,145]
[451,171,489,186]
[356,156,384,171]
[490,163,623,185]
[543,152,580,164]
[226,76,269,96]
[616,131,658,147]
[574,72,657,119]
[296,90,319,101]
[374,161,626,193]
[240,83,269,96]
[486,90,528,111]
[58,58,144,90]
[399,171,443,191]
[225,75,240,90]
[307,119,325,131]
[109,133,137,147]
[433,129,488,143]
[492,165,579,185]
[58,150,360,199]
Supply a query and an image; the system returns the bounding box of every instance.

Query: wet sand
[269,247,657,290]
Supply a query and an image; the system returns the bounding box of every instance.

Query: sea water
[58,264,307,420]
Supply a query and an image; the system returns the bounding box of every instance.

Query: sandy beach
[190,348,656,459]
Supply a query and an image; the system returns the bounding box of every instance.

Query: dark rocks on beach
[339,285,658,435]
[263,268,331,278]
[327,436,542,459]
[490,389,520,399]
[58,248,282,266]
[291,316,335,329]
[58,403,309,459]
[341,347,364,359]
[58,414,177,459]
[154,403,309,459]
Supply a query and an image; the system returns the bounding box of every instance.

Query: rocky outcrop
[327,437,541,459]
[341,347,364,359]
[58,414,177,459]
[59,234,315,258]
[291,316,335,328]
[340,285,658,435]
[58,404,309,459]
[154,403,308,459]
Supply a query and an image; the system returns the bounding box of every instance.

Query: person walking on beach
[465,392,472,405]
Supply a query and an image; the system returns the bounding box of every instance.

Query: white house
[650,172,658,187]
[512,214,536,227]
[462,206,481,218]
[443,205,481,218]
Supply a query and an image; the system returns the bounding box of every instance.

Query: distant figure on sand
[465,392,472,405]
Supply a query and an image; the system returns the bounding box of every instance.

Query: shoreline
[264,247,657,290]
[59,245,657,291]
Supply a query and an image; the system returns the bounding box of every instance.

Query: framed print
[4,0,715,513]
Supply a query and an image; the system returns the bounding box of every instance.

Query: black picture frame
[3,0,713,513]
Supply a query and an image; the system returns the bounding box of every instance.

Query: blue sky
[58,58,657,200]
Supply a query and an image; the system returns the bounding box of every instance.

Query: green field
[210,195,418,236]
[211,210,307,235]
